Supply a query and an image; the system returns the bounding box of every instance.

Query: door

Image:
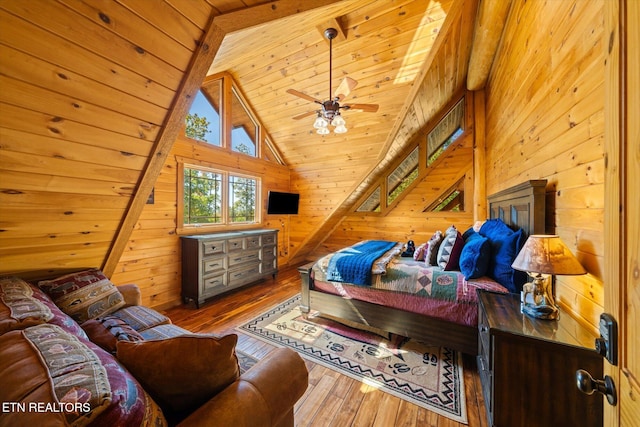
[603,1,640,425]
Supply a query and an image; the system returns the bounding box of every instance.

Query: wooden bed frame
[298,180,547,355]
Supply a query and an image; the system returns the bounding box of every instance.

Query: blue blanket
[326,240,398,286]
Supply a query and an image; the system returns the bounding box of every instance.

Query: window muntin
[387,147,419,206]
[182,165,259,227]
[427,98,464,165]
[185,83,222,146]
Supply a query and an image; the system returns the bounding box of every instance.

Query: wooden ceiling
[209,0,458,167]
[206,0,482,260]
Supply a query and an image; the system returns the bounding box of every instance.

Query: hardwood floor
[163,264,489,427]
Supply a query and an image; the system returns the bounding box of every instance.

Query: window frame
[178,162,261,232]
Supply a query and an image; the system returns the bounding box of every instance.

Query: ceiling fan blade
[292,110,317,120]
[344,103,379,113]
[286,88,321,104]
[334,77,358,101]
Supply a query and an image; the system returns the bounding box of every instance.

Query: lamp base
[521,301,559,320]
[520,276,559,320]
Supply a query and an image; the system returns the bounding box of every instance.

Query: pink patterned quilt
[312,257,508,327]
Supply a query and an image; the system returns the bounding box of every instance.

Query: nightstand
[477,290,603,427]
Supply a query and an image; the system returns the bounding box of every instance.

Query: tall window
[228,175,257,223]
[185,75,266,159]
[183,168,222,224]
[182,165,259,227]
[185,84,222,146]
[231,86,258,157]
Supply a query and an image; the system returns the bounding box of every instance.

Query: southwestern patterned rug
[238,295,467,423]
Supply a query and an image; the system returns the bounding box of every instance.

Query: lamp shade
[511,235,586,275]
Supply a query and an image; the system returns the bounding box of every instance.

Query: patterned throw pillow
[0,276,54,334]
[437,225,464,270]
[424,231,444,266]
[38,269,125,323]
[413,243,427,261]
[0,324,112,425]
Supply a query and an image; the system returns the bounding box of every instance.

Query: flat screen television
[267,191,299,215]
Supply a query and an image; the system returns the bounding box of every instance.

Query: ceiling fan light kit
[287,28,379,135]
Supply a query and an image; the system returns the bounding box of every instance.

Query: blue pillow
[479,218,514,239]
[459,234,491,280]
[486,228,527,292]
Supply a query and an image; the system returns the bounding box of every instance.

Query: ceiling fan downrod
[324,28,338,103]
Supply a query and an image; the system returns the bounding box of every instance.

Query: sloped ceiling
[207,0,479,260]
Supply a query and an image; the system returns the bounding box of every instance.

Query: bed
[298,180,547,355]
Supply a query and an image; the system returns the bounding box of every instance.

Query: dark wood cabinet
[181,229,278,308]
[477,290,603,427]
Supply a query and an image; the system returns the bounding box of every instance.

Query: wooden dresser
[181,229,278,308]
[477,290,603,427]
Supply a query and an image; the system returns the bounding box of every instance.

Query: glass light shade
[316,126,330,135]
[334,124,347,134]
[313,115,329,129]
[512,235,586,275]
[331,114,346,127]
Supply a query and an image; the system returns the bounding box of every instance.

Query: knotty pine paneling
[485,0,605,330]
[0,0,216,280]
[314,138,475,259]
[110,134,291,309]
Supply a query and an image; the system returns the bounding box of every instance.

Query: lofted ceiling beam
[466,0,512,90]
[102,0,342,277]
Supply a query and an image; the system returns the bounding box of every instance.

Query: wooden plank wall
[485,0,605,330]
[316,124,475,257]
[0,0,214,280]
[110,134,290,308]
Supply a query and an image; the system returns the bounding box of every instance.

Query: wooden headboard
[487,179,547,236]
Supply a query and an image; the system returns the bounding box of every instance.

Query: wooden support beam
[473,89,486,220]
[102,0,341,276]
[467,0,512,90]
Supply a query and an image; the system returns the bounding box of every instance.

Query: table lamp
[511,235,586,320]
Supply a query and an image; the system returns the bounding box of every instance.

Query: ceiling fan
[286,28,379,134]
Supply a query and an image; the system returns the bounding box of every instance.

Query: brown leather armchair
[178,347,308,427]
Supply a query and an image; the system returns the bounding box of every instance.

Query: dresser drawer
[202,240,226,255]
[227,237,245,251]
[228,250,260,267]
[202,273,227,294]
[202,256,226,274]
[229,265,261,282]
[261,259,277,274]
[246,235,261,249]
[262,233,276,246]
[261,245,276,260]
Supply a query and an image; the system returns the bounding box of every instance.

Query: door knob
[576,369,617,405]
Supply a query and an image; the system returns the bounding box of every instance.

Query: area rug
[236,350,257,374]
[237,295,467,423]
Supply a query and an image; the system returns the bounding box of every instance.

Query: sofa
[0,270,308,427]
